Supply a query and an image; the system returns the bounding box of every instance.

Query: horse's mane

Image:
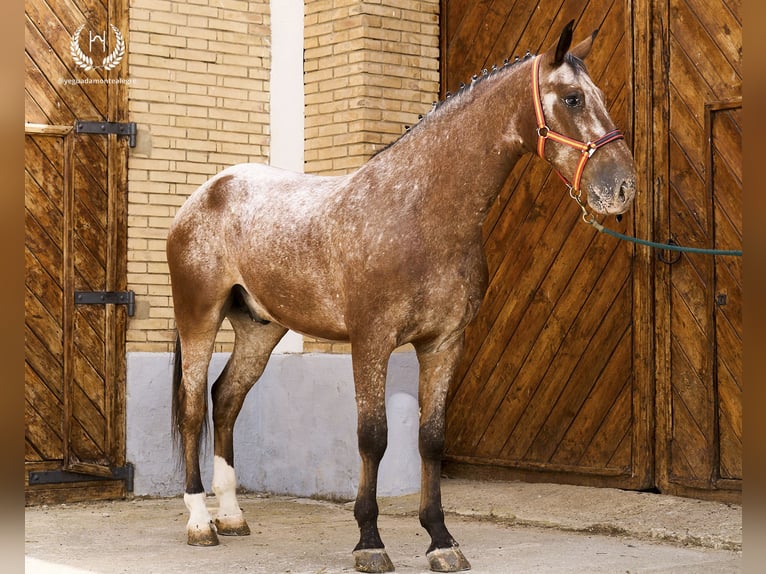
[371,51,537,158]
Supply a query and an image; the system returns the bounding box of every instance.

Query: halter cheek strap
[531,55,624,192]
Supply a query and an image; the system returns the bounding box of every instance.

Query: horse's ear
[569,29,599,61]
[552,20,575,66]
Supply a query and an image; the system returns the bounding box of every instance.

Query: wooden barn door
[442,0,654,490]
[653,0,742,500]
[25,0,131,503]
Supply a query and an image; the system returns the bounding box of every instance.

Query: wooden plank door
[25,0,130,504]
[654,0,742,500]
[442,0,653,490]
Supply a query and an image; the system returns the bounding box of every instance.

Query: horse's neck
[358,65,532,229]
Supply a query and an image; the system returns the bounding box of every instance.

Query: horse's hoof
[426,547,471,572]
[353,548,395,572]
[186,523,219,546]
[215,515,251,536]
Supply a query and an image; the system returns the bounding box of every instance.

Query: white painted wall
[270,0,304,174]
[268,0,305,354]
[126,352,421,499]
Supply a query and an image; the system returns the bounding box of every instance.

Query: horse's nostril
[617,181,630,203]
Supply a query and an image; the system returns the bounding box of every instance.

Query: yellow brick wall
[304,0,440,175]
[303,0,440,352]
[126,0,270,352]
[126,0,439,353]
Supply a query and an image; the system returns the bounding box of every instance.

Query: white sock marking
[212,455,242,519]
[184,492,213,532]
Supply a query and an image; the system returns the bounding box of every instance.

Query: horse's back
[170,163,344,241]
[175,163,328,215]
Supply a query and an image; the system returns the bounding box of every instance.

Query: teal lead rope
[567,187,743,257]
[588,219,744,257]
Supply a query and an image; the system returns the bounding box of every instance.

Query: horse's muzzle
[588,175,636,215]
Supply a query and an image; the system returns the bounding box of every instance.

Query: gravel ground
[25,478,742,573]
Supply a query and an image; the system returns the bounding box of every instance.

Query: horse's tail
[171,332,184,466]
[171,331,209,469]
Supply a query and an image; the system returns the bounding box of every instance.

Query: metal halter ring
[568,185,595,224]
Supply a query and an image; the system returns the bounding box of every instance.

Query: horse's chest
[408,247,487,319]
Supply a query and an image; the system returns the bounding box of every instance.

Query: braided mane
[372,52,536,157]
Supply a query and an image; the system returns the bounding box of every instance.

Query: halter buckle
[568,185,594,223]
[537,126,549,138]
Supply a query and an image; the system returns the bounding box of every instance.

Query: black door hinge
[75,120,137,147]
[75,290,135,316]
[29,463,135,492]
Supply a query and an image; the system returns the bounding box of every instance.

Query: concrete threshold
[376,478,742,552]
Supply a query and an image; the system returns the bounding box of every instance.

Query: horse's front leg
[351,342,395,573]
[416,336,471,572]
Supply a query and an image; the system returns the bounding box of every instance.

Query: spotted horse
[167,20,636,573]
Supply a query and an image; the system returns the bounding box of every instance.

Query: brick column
[304,0,440,175]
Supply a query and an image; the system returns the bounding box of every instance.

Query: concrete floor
[25,478,742,574]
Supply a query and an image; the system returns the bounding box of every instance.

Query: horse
[166,20,636,573]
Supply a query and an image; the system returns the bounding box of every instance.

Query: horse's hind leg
[416,337,471,572]
[211,309,287,536]
[175,324,220,547]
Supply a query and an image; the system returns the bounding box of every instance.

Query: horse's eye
[563,94,583,108]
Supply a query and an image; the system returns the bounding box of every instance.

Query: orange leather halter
[531,55,624,192]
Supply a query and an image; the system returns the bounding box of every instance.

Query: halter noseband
[531,55,624,193]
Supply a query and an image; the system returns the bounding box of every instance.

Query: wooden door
[442,0,653,490]
[25,0,130,504]
[654,0,742,501]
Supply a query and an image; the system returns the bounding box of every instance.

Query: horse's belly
[271,306,350,342]
[245,282,350,342]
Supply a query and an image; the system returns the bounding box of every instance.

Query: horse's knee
[357,417,388,463]
[419,419,446,462]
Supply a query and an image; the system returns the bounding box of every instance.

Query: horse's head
[531,20,636,216]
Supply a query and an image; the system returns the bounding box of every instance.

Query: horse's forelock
[563,53,588,75]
